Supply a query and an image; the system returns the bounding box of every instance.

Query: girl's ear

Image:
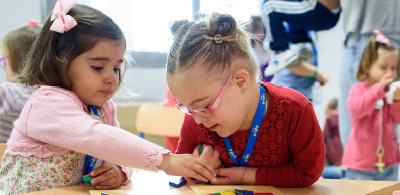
[233,69,250,93]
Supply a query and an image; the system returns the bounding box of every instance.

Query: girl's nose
[193,114,207,124]
[106,69,118,84]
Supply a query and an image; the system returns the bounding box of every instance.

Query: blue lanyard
[85,105,99,175]
[223,84,266,166]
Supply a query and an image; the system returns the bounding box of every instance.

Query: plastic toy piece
[199,143,204,154]
[169,177,187,188]
[82,175,93,185]
[220,191,236,195]
[235,189,254,195]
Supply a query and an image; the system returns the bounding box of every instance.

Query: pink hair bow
[50,0,77,33]
[27,19,40,26]
[372,29,389,44]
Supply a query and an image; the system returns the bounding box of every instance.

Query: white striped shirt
[0,82,34,143]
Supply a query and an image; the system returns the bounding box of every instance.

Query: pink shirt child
[342,82,400,171]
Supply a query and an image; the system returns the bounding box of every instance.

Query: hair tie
[372,29,389,44]
[27,19,40,26]
[50,0,77,33]
[215,34,223,44]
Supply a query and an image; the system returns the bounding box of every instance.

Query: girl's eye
[204,104,210,109]
[113,68,121,74]
[92,66,103,71]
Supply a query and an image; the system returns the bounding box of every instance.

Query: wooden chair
[135,104,185,138]
[0,143,7,160]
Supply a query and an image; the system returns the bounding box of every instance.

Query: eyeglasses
[0,56,8,69]
[175,73,234,118]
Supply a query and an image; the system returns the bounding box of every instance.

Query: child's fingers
[200,144,213,158]
[193,144,201,157]
[382,74,394,84]
[184,176,195,185]
[197,158,215,175]
[96,176,118,187]
[90,171,113,185]
[190,169,209,183]
[191,159,215,182]
[90,164,112,177]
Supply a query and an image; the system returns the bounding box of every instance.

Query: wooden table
[22,170,400,195]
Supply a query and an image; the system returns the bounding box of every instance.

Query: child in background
[167,13,325,187]
[0,22,41,143]
[0,1,214,194]
[321,98,343,179]
[247,15,329,102]
[342,30,400,181]
[261,0,340,75]
[245,15,272,82]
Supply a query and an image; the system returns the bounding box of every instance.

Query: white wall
[314,16,343,127]
[0,0,42,83]
[113,68,167,102]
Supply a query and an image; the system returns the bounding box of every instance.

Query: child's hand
[393,87,400,101]
[379,73,394,90]
[158,153,215,185]
[184,144,222,185]
[316,70,329,86]
[89,161,126,190]
[212,166,257,185]
[193,144,222,169]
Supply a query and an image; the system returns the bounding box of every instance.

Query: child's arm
[107,100,134,185]
[157,152,215,183]
[348,83,385,119]
[212,166,256,185]
[15,92,215,182]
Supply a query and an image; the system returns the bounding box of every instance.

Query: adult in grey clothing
[339,0,400,150]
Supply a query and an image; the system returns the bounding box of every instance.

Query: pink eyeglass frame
[175,73,234,118]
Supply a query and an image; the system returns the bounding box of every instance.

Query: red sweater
[176,82,325,187]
